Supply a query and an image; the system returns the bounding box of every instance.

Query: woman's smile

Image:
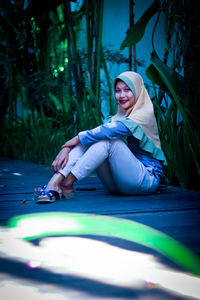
[120,99,128,104]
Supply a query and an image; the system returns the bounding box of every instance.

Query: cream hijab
[112,71,161,149]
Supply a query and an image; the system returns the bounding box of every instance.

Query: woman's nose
[120,90,126,97]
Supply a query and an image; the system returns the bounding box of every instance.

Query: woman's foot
[60,172,76,198]
[34,172,76,202]
[35,173,64,202]
[60,184,74,199]
[45,173,64,193]
[36,190,62,203]
[34,185,47,195]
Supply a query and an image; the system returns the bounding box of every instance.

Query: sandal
[35,190,62,204]
[34,185,47,196]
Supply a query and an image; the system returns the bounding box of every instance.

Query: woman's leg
[36,144,87,198]
[59,144,88,178]
[105,140,159,194]
[67,139,159,195]
[42,139,159,197]
[61,143,120,195]
[96,159,119,194]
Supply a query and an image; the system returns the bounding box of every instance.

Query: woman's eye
[115,90,120,93]
[125,88,130,92]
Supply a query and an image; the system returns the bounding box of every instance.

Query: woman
[35,71,167,203]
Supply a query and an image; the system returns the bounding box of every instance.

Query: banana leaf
[120,0,160,50]
[147,52,200,184]
[146,51,185,99]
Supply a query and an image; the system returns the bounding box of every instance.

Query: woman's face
[115,80,135,111]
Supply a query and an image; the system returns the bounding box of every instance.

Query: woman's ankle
[62,172,77,188]
[61,184,74,194]
[46,173,65,192]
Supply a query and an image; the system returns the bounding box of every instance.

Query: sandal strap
[34,184,47,195]
[40,185,47,192]
[40,190,61,200]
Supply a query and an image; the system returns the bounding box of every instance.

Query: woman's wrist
[61,145,71,152]
[61,135,80,150]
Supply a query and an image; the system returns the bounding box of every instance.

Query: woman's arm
[62,135,80,148]
[77,121,131,147]
[55,121,131,171]
[62,121,131,150]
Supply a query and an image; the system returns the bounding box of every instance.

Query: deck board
[0,157,200,300]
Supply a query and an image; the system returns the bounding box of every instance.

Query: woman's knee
[110,139,125,146]
[109,139,128,151]
[88,139,110,151]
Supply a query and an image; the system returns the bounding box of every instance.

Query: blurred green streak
[9,212,200,276]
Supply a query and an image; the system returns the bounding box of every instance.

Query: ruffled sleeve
[104,116,167,166]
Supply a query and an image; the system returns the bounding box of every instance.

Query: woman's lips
[120,100,128,104]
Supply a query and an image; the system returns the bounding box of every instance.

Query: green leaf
[48,92,62,111]
[147,51,200,185]
[120,0,160,50]
[146,51,185,99]
[149,56,186,120]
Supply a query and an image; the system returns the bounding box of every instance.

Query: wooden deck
[0,157,200,300]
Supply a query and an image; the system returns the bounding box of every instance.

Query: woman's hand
[52,147,70,173]
[52,135,80,173]
[62,135,80,149]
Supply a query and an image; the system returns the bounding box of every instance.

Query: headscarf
[112,71,166,165]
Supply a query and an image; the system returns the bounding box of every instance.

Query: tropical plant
[120,0,200,189]
[0,0,128,165]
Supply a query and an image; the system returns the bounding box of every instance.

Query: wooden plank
[1,157,200,300]
[0,190,199,211]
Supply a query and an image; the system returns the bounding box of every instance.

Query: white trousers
[59,139,159,195]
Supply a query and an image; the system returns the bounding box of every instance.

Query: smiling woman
[34,71,167,203]
[114,80,135,111]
